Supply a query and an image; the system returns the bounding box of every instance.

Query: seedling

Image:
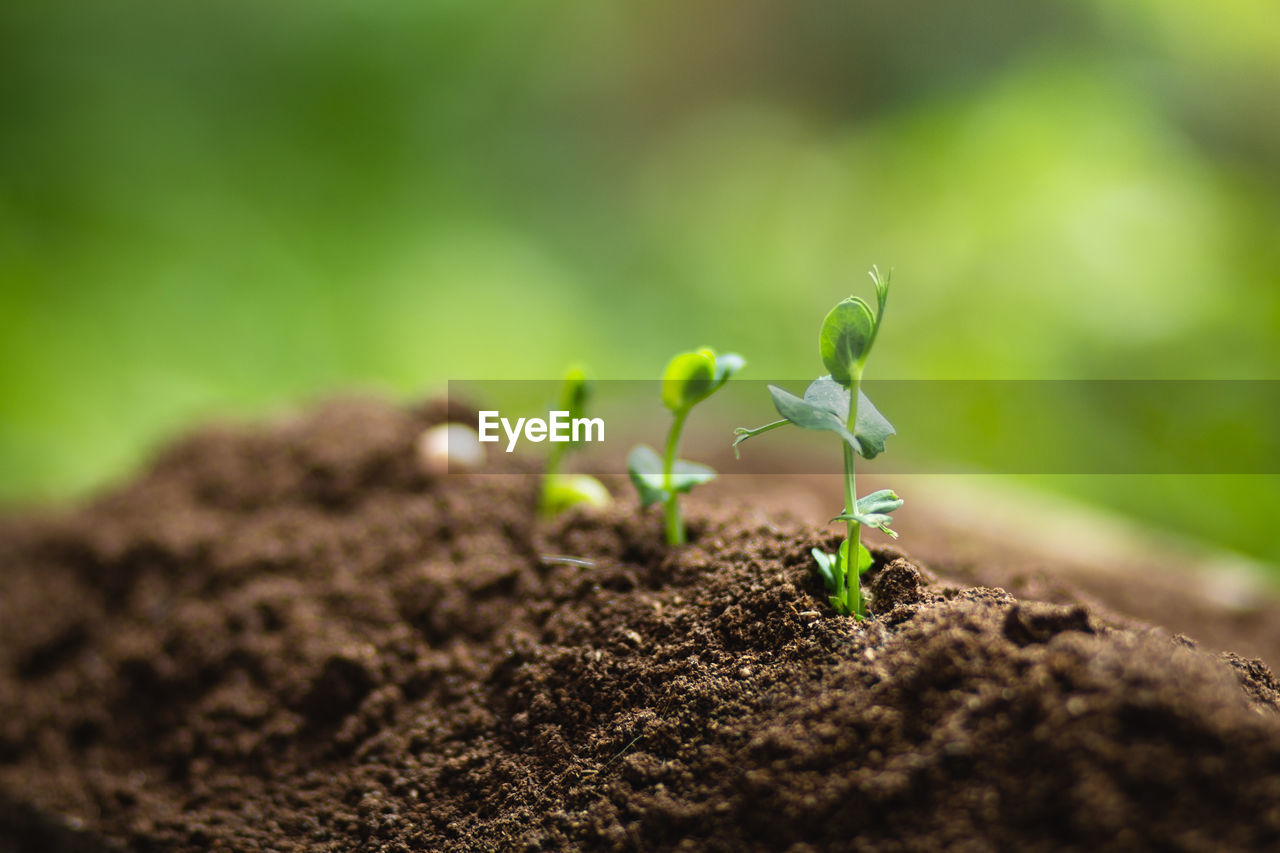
[629,348,744,544]
[734,268,901,618]
[540,366,611,515]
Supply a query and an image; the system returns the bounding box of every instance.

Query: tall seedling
[735,269,901,617]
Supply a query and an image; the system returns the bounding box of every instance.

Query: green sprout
[541,366,611,515]
[734,268,901,618]
[629,348,744,544]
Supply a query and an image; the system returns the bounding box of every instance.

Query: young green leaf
[628,445,669,507]
[627,444,717,508]
[820,296,876,386]
[768,384,863,453]
[668,459,717,492]
[662,349,716,412]
[734,381,894,459]
[869,265,890,320]
[832,489,904,537]
[855,540,874,575]
[759,379,895,459]
[713,352,745,386]
[820,541,871,615]
[802,376,895,459]
[661,348,744,413]
[811,548,837,592]
[856,489,903,516]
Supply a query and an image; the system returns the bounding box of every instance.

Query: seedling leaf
[627,445,669,507]
[768,384,863,453]
[857,489,903,516]
[662,349,717,413]
[668,459,717,493]
[811,548,837,592]
[713,352,745,386]
[856,541,874,574]
[804,376,895,459]
[764,379,896,459]
[832,489,903,536]
[820,296,876,386]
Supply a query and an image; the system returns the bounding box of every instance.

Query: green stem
[540,439,567,515]
[843,375,863,617]
[546,440,566,480]
[663,409,690,545]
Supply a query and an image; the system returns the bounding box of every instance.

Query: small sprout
[735,267,901,618]
[542,473,611,515]
[630,348,743,544]
[541,366,611,515]
[417,423,485,475]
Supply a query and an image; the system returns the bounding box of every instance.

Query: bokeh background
[2,1,1278,564]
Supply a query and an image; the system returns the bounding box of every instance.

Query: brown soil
[3,398,1280,852]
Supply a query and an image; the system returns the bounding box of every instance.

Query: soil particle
[2,397,1280,851]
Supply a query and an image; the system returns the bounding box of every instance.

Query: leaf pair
[734,375,895,459]
[627,445,715,507]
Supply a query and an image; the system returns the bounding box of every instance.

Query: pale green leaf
[661,349,716,412]
[627,444,668,506]
[820,296,875,385]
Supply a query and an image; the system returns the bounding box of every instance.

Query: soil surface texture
[2,398,1279,852]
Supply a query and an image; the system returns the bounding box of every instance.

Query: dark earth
[3,398,1280,851]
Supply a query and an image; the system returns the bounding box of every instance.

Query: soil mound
[2,398,1278,851]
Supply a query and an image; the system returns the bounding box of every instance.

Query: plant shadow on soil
[1,397,1279,851]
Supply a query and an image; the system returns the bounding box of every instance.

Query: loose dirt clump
[2,398,1279,851]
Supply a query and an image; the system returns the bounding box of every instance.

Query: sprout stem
[663,409,690,544]
[843,374,863,618]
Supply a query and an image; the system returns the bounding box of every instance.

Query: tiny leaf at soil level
[811,548,837,590]
[731,266,902,618]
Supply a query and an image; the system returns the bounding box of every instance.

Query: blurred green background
[2,1,1278,563]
